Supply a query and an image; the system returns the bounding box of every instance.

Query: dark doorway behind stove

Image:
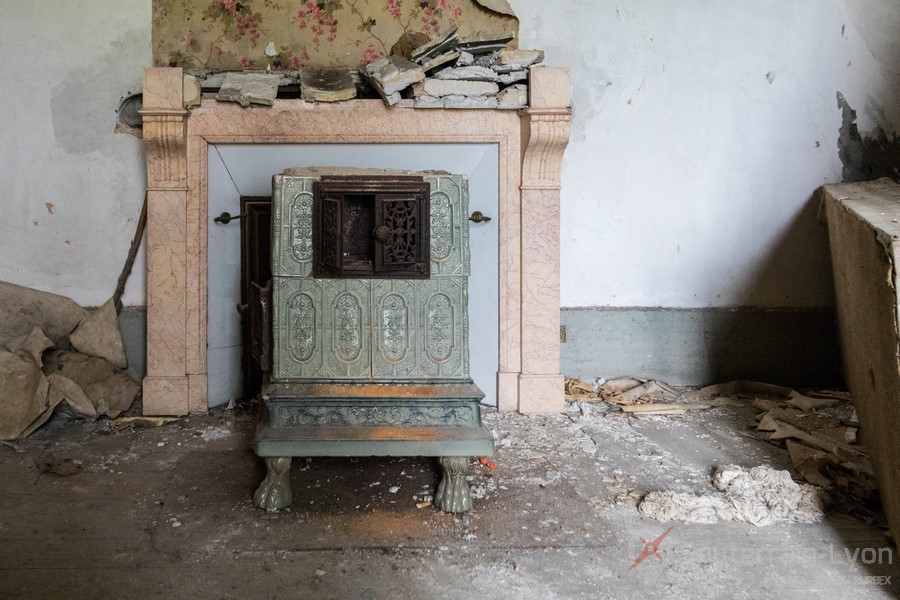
[240,196,272,399]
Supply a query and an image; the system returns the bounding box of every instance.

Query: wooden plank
[823,178,900,540]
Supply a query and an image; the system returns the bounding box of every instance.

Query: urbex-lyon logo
[628,526,674,572]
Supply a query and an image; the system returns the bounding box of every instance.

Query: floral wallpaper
[152,0,518,70]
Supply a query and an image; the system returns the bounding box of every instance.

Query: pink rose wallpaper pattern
[152,0,518,70]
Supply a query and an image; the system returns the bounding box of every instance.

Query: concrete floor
[0,398,896,599]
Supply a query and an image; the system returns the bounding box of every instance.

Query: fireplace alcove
[139,66,570,416]
[206,142,502,409]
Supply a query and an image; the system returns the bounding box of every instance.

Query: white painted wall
[0,1,149,307]
[2,1,899,314]
[514,0,900,308]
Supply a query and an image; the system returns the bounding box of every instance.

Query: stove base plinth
[253,381,493,513]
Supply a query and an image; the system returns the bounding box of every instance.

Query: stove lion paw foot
[434,456,472,513]
[253,456,293,511]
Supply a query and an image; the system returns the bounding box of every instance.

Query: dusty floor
[0,396,897,600]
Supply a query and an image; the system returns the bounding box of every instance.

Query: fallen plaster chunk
[497,84,527,109]
[436,66,499,82]
[0,281,88,345]
[69,298,127,369]
[456,51,475,66]
[495,49,544,71]
[443,94,499,109]
[497,70,528,85]
[420,51,460,73]
[413,95,445,109]
[216,73,281,107]
[300,68,357,102]
[638,465,824,526]
[422,79,499,97]
[361,56,425,104]
[474,51,501,67]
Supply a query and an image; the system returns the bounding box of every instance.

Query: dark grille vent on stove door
[312,176,430,279]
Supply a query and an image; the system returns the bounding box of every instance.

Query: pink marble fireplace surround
[139,66,570,416]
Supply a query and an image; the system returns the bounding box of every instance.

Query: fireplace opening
[207,143,502,409]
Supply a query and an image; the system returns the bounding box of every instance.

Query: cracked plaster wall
[2,0,900,315]
[0,1,150,307]
[515,0,900,308]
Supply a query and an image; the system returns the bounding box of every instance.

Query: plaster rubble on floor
[2,385,897,597]
[638,465,825,526]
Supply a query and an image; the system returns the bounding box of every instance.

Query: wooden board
[823,178,900,538]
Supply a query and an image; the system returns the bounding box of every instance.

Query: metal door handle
[469,211,492,223]
[214,211,243,224]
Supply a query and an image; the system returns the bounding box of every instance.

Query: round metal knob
[469,211,492,223]
[374,225,391,243]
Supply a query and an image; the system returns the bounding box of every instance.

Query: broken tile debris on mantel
[205,32,543,111]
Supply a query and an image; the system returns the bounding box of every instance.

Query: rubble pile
[565,376,882,524]
[0,281,140,440]
[361,29,541,109]
[206,31,542,110]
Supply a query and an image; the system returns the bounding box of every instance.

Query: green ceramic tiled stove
[253,168,494,512]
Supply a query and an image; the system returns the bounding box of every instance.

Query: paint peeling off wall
[152,0,518,70]
[836,92,900,183]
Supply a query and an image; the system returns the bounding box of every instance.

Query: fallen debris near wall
[563,375,881,523]
[0,282,140,440]
[564,376,707,415]
[745,387,879,522]
[638,465,824,526]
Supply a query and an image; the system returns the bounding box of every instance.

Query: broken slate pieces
[300,68,357,103]
[456,34,516,56]
[411,27,460,64]
[216,72,281,107]
[435,66,499,82]
[497,84,528,110]
[363,32,543,109]
[360,56,425,106]
[494,49,545,72]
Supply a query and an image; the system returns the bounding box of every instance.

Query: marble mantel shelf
[139,66,571,416]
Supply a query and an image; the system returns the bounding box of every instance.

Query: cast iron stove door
[313,176,430,279]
